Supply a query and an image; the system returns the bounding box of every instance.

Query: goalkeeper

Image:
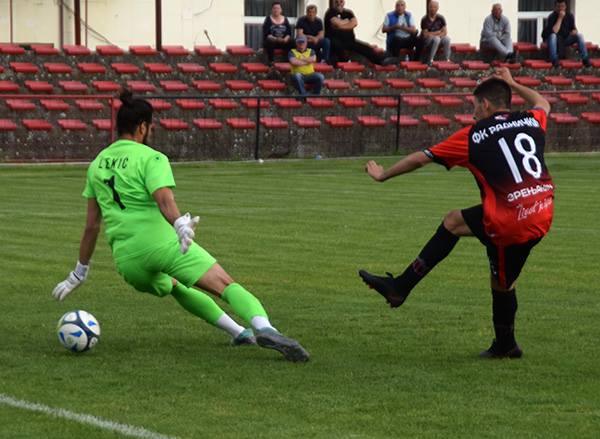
[52,91,309,362]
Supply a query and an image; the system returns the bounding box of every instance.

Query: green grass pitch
[1,154,599,438]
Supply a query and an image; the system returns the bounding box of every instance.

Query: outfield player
[359,68,553,358]
[52,91,309,362]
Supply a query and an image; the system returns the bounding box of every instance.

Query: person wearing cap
[288,35,325,97]
[296,4,331,63]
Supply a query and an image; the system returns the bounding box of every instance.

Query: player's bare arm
[493,67,550,114]
[153,187,181,225]
[79,198,102,264]
[365,151,433,182]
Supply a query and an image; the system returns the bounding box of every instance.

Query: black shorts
[461,205,541,289]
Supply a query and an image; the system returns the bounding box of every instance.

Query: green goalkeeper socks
[171,283,225,325]
[222,283,268,324]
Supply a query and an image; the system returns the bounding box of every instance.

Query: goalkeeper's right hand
[52,261,89,301]
[174,213,200,254]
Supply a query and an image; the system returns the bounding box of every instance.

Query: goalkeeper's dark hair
[116,90,153,136]
[473,78,512,109]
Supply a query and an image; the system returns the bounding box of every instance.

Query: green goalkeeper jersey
[83,139,176,260]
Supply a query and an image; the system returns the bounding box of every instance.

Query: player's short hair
[473,78,512,109]
[116,90,153,136]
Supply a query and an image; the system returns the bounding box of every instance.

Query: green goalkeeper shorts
[114,240,217,297]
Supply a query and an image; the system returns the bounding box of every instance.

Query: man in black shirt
[296,4,331,63]
[324,0,388,65]
[541,0,590,67]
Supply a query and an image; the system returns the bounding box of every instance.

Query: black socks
[492,288,518,350]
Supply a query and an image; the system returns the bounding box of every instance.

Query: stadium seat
[451,43,477,54]
[455,114,476,125]
[337,62,365,73]
[514,76,541,87]
[148,99,172,111]
[162,45,190,56]
[0,66,3,73]
[449,77,477,88]
[92,80,120,92]
[194,45,223,56]
[10,62,39,74]
[325,116,353,128]
[241,62,270,73]
[6,99,36,111]
[590,59,600,68]
[210,62,238,74]
[176,99,205,110]
[314,63,334,73]
[177,63,205,74]
[193,118,223,129]
[544,75,573,86]
[581,112,600,123]
[354,79,383,90]
[550,113,579,124]
[111,63,140,74]
[0,43,25,55]
[209,98,239,109]
[540,93,559,104]
[227,117,256,129]
[417,78,446,89]
[129,45,158,56]
[559,93,588,105]
[0,119,18,131]
[226,80,254,91]
[193,80,222,91]
[358,115,386,127]
[23,119,52,131]
[287,115,320,129]
[575,75,600,86]
[274,62,292,73]
[31,44,60,55]
[144,63,173,74]
[593,92,600,103]
[78,63,106,74]
[462,60,490,70]
[160,118,188,130]
[226,45,255,56]
[63,45,91,56]
[371,96,398,108]
[325,79,351,90]
[339,97,366,108]
[58,119,87,131]
[261,117,288,129]
[306,97,335,108]
[160,80,188,91]
[127,80,156,92]
[433,95,463,107]
[523,60,552,70]
[44,63,72,74]
[40,99,70,111]
[373,64,398,72]
[385,78,414,89]
[25,81,53,93]
[59,81,88,93]
[390,115,419,126]
[0,81,20,92]
[511,96,526,106]
[75,99,104,111]
[403,96,431,106]
[257,80,286,91]
[241,98,270,109]
[432,61,460,71]
[422,114,451,126]
[490,60,522,70]
[96,45,124,56]
[559,60,583,69]
[513,42,538,54]
[400,61,428,71]
[273,98,303,109]
[92,119,112,131]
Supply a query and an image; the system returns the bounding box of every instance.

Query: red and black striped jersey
[424,108,554,245]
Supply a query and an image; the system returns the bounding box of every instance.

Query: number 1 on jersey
[103,175,126,210]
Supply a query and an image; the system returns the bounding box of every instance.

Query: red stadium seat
[490,60,522,70]
[75,99,104,111]
[58,81,87,93]
[0,66,3,73]
[306,97,335,108]
[400,61,428,71]
[540,93,558,104]
[513,42,538,53]
[40,99,70,111]
[226,45,255,56]
[390,115,419,126]
[550,113,579,124]
[581,112,600,124]
[92,119,112,131]
[358,115,386,127]
[462,60,490,70]
[403,96,431,106]
[162,45,190,56]
[371,97,398,107]
[274,98,303,108]
[160,119,188,130]
[385,78,414,89]
[193,80,222,91]
[226,80,254,91]
[593,92,600,103]
[373,64,398,72]
[261,117,288,129]
[432,61,460,71]
[514,76,541,87]
[25,81,53,93]
[422,114,451,126]
[241,62,270,73]
[339,97,366,108]
[63,45,91,56]
[92,80,120,92]
[193,118,223,129]
[176,99,205,110]
[210,62,238,74]
[354,79,383,90]
[293,116,321,128]
[274,62,292,73]
[111,63,140,74]
[575,75,600,86]
[177,63,205,74]
[10,62,39,74]
[433,95,463,107]
[511,96,526,106]
[544,75,573,86]
[127,80,156,92]
[58,119,87,131]
[451,43,477,54]
[314,63,334,73]
[257,80,286,91]
[160,80,189,91]
[96,45,124,56]
[78,63,106,74]
[324,79,351,90]
[6,99,36,111]
[325,116,353,128]
[455,114,476,126]
[144,63,173,74]
[337,62,365,73]
[0,119,18,131]
[449,77,477,88]
[209,98,238,109]
[559,93,588,105]
[0,81,20,92]
[23,119,52,131]
[44,63,72,74]
[0,43,25,55]
[148,99,172,111]
[523,59,552,69]
[129,45,158,56]
[241,98,270,109]
[227,117,256,129]
[559,60,583,69]
[417,78,446,88]
[194,45,223,56]
[590,59,600,68]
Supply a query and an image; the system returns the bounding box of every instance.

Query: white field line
[0,393,178,439]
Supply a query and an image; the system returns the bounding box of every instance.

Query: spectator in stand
[262,2,293,64]
[296,4,331,63]
[542,0,590,67]
[419,0,451,65]
[383,0,421,61]
[289,35,325,98]
[480,3,515,62]
[324,0,390,65]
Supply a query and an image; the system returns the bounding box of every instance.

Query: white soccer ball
[57,310,101,353]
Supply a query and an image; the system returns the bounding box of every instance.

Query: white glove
[174,213,200,254]
[52,261,89,301]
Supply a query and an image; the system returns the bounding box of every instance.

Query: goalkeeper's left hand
[52,261,89,301]
[174,213,200,254]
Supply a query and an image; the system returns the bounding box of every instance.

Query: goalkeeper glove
[174,213,200,254]
[52,261,89,301]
